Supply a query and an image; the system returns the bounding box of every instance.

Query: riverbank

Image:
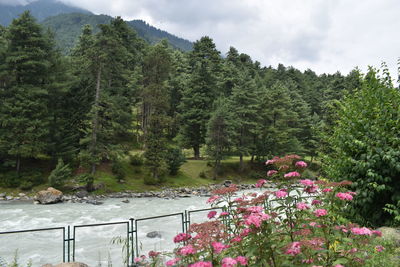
[0,182,259,204]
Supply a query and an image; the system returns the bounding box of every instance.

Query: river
[0,195,216,266]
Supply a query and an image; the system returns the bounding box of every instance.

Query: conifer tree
[206,98,235,179]
[178,36,222,159]
[0,12,53,174]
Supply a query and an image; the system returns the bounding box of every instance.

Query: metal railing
[0,207,221,267]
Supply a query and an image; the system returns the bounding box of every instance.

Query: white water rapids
[0,195,216,266]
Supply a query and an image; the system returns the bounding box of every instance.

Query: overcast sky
[8,0,400,76]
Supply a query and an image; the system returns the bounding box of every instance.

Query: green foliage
[165,147,186,175]
[48,159,72,188]
[129,154,144,166]
[111,159,126,182]
[0,172,20,188]
[324,67,400,226]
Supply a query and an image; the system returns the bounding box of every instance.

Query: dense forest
[0,11,362,186]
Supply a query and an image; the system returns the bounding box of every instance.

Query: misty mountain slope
[0,0,92,26]
[41,13,193,53]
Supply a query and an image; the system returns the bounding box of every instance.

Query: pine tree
[206,98,235,179]
[178,36,222,159]
[0,12,53,174]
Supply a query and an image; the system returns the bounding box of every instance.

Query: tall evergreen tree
[0,12,53,173]
[178,36,222,159]
[206,98,235,179]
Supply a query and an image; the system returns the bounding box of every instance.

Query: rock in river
[34,187,63,204]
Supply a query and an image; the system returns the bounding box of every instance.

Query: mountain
[0,0,193,53]
[0,0,92,26]
[41,13,193,53]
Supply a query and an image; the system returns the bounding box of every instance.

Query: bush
[0,172,21,188]
[143,175,158,185]
[199,171,207,179]
[324,69,400,226]
[19,181,33,190]
[129,154,144,166]
[48,159,71,188]
[165,147,186,175]
[111,160,125,182]
[152,155,396,267]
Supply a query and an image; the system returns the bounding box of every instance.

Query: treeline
[0,12,361,186]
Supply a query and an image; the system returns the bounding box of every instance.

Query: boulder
[35,187,63,204]
[75,190,89,198]
[146,231,162,238]
[223,180,232,187]
[377,227,400,247]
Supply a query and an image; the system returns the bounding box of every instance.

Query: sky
[5,0,400,77]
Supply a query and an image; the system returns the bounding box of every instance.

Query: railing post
[128,218,135,266]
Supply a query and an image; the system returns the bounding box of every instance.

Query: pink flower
[166,258,180,266]
[222,257,237,267]
[189,262,212,267]
[179,245,196,255]
[267,170,278,176]
[240,228,251,237]
[322,188,332,193]
[208,211,217,219]
[284,171,301,178]
[309,222,317,227]
[375,245,385,252]
[236,256,247,266]
[299,179,314,186]
[148,251,160,258]
[295,161,308,168]
[134,257,144,263]
[220,211,229,216]
[372,230,382,237]
[296,202,310,210]
[207,195,220,204]
[256,179,267,188]
[314,209,327,217]
[334,265,345,267]
[247,206,263,213]
[311,199,322,206]
[285,241,301,256]
[351,227,372,236]
[245,214,262,227]
[265,159,276,165]
[212,242,229,254]
[305,185,319,194]
[274,190,288,198]
[230,236,242,243]
[173,233,192,243]
[336,192,354,201]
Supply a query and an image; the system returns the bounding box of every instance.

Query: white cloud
[58,0,399,76]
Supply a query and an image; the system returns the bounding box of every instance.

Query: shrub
[324,69,400,226]
[199,171,207,179]
[147,155,395,267]
[111,160,125,182]
[143,175,158,185]
[165,147,186,175]
[129,154,144,166]
[48,159,71,188]
[0,172,21,188]
[19,181,33,190]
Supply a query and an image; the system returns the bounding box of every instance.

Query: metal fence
[0,207,221,267]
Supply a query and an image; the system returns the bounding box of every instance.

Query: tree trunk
[90,66,102,175]
[250,155,255,163]
[239,154,244,172]
[16,155,21,175]
[213,159,219,180]
[193,145,200,159]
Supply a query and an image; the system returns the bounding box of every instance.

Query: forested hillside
[0,11,363,190]
[0,0,92,26]
[41,13,193,53]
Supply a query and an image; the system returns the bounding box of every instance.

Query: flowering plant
[142,155,395,266]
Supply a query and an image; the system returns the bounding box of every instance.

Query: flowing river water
[0,195,218,266]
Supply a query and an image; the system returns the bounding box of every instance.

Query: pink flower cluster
[256,179,267,188]
[179,244,196,255]
[336,192,356,201]
[295,161,308,168]
[274,189,288,198]
[285,241,301,256]
[173,233,192,243]
[296,202,310,210]
[284,171,301,178]
[221,256,247,267]
[166,257,180,266]
[189,261,212,267]
[267,170,277,176]
[351,227,372,236]
[207,195,220,204]
[207,211,217,219]
[212,241,230,254]
[313,209,327,217]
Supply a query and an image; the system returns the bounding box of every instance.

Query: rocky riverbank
[0,182,258,205]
